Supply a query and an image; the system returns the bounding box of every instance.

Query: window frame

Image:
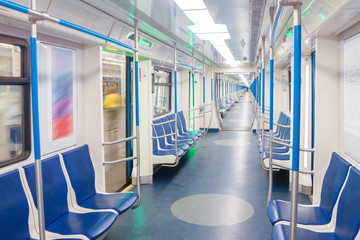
[153,66,172,118]
[0,35,31,167]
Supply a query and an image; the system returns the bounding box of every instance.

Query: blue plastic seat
[178,111,202,138]
[24,155,118,239]
[153,119,188,154]
[272,167,360,240]
[160,116,192,151]
[167,114,197,141]
[0,169,34,240]
[61,145,138,215]
[268,152,351,225]
[152,127,185,157]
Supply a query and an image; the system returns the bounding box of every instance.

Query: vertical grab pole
[174,44,177,114]
[133,19,141,208]
[30,0,46,239]
[174,44,178,162]
[192,55,195,140]
[290,3,302,240]
[267,7,275,205]
[257,73,260,132]
[203,68,205,136]
[261,37,266,164]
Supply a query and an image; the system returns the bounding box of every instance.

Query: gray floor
[221,92,255,131]
[105,94,310,240]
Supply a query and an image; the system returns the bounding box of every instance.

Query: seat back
[168,114,184,135]
[24,156,69,226]
[278,114,290,140]
[178,111,188,132]
[334,167,360,240]
[161,116,174,143]
[153,119,167,148]
[319,153,351,219]
[61,145,96,204]
[0,169,31,239]
[274,112,285,135]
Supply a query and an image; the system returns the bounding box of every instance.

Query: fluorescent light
[184,10,215,25]
[215,45,231,54]
[209,39,227,46]
[174,0,206,10]
[188,24,228,34]
[197,32,231,40]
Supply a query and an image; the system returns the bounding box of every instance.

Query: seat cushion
[268,200,330,225]
[272,224,338,240]
[46,211,117,240]
[154,148,184,157]
[80,192,138,215]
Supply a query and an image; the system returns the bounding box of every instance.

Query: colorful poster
[51,47,73,140]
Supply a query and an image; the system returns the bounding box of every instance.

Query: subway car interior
[0,0,360,239]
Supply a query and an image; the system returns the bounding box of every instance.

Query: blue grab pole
[270,59,274,130]
[135,61,139,126]
[174,70,177,113]
[0,0,29,13]
[262,68,265,113]
[30,37,41,160]
[292,24,301,172]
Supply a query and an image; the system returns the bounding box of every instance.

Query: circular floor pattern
[213,139,251,146]
[171,194,254,226]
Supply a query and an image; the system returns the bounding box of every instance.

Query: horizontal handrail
[273,122,291,128]
[103,136,136,146]
[103,156,138,166]
[300,147,315,153]
[152,119,175,126]
[152,133,175,139]
[271,162,314,174]
[188,114,205,120]
[272,139,315,153]
[189,106,203,111]
[273,136,291,143]
[272,140,292,148]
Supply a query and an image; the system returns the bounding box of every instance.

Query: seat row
[269,152,360,239]
[152,110,204,165]
[259,111,292,169]
[0,145,138,240]
[219,97,234,113]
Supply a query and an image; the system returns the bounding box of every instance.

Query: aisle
[222,92,255,131]
[106,94,310,240]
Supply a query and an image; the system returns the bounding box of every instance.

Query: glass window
[153,68,171,117]
[0,43,21,77]
[0,37,30,167]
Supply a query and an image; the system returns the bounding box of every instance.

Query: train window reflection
[0,86,24,162]
[0,37,30,167]
[153,69,171,117]
[0,43,21,77]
